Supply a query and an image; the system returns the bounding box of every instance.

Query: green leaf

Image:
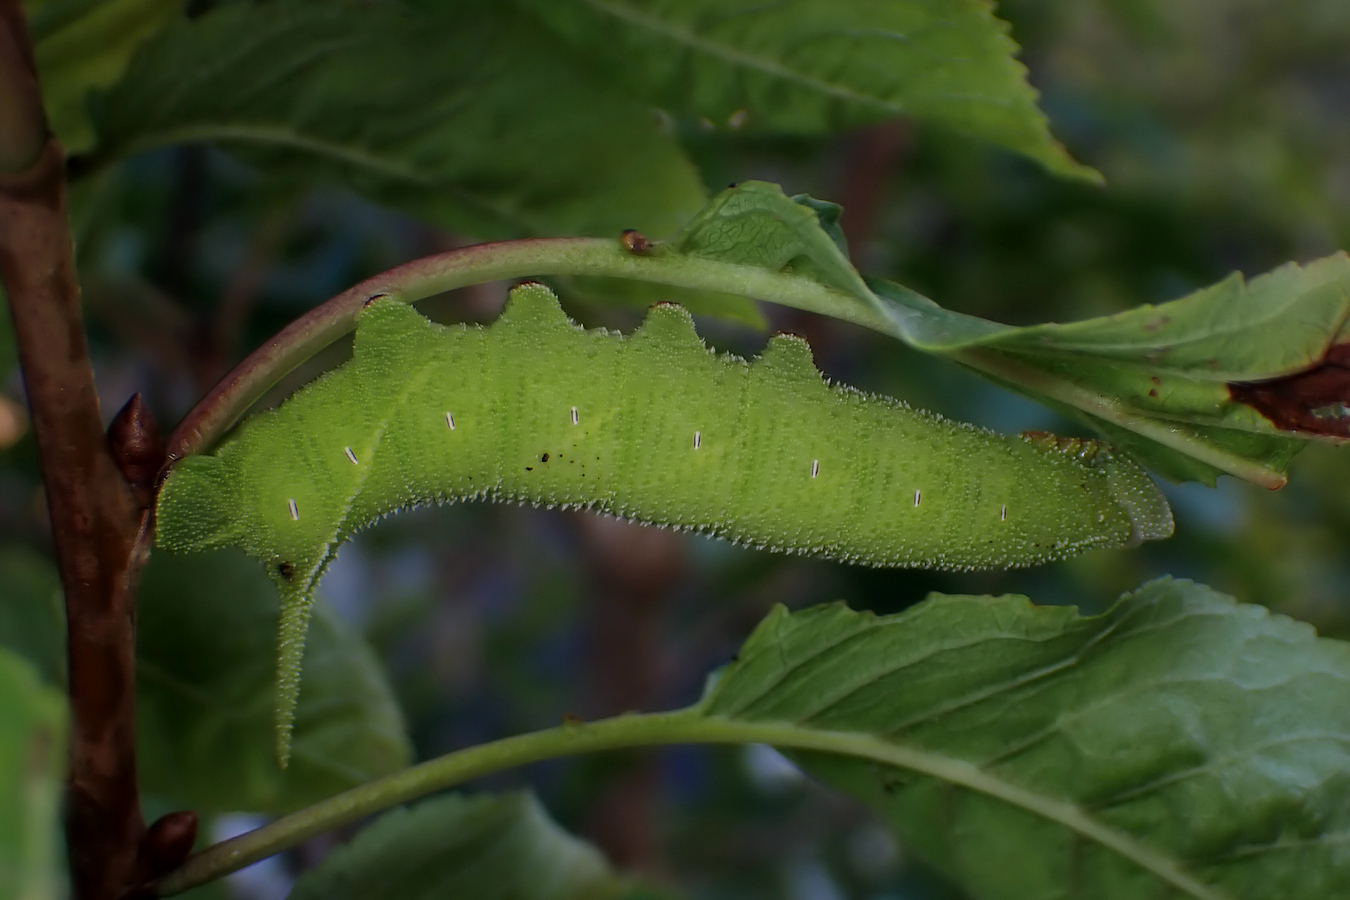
[669,182,1350,486]
[85,0,706,239]
[699,579,1350,900]
[183,579,1350,898]
[25,0,181,153]
[0,647,65,900]
[876,255,1350,487]
[674,181,877,305]
[136,549,411,815]
[0,543,411,813]
[156,282,1170,762]
[515,0,1098,182]
[287,791,635,900]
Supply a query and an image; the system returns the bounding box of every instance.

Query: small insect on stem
[287,498,299,521]
[811,459,819,478]
[344,447,359,465]
[913,489,922,507]
[446,412,456,430]
[570,406,578,425]
[693,431,702,449]
[621,229,652,254]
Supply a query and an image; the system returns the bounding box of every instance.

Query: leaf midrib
[572,0,986,116]
[99,124,532,237]
[161,706,1250,896]
[1001,280,1350,362]
[696,601,1240,899]
[688,715,1232,900]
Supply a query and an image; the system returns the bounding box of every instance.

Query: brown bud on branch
[107,394,166,510]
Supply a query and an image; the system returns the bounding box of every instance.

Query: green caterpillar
[157,283,1172,762]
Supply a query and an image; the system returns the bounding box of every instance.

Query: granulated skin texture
[156,282,1173,759]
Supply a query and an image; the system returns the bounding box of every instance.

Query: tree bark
[0,4,150,897]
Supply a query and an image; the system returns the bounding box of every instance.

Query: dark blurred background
[6,0,1350,897]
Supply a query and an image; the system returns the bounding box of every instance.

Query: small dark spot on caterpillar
[278,562,295,580]
[1151,376,1161,385]
[363,293,391,308]
[620,229,651,254]
[541,452,550,462]
[728,182,738,189]
[1148,388,1159,398]
[525,466,533,472]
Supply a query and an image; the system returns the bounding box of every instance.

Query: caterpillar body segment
[157,283,1172,761]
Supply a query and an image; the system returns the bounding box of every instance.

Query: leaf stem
[164,237,886,462]
[163,233,1297,488]
[155,709,1225,900]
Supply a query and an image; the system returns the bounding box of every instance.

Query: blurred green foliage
[2,0,1348,898]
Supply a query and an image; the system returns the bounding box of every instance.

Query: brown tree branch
[0,5,160,898]
[0,0,44,173]
[0,137,148,900]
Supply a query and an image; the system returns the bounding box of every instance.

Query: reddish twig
[0,137,148,899]
[0,7,182,898]
[162,237,889,464]
[163,237,602,463]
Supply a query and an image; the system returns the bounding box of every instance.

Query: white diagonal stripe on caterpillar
[287,498,299,520]
[344,447,359,465]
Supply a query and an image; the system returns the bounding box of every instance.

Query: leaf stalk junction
[165,233,1291,488]
[156,707,1223,900]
